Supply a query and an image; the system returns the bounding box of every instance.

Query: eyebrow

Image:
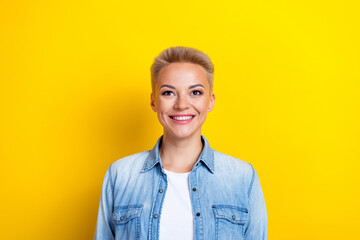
[160,84,176,89]
[189,84,205,89]
[160,84,205,89]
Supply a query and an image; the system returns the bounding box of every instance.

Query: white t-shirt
[159,169,194,240]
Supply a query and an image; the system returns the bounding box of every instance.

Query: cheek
[158,99,173,112]
[156,103,171,120]
[197,99,211,112]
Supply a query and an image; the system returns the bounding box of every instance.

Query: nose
[174,94,190,110]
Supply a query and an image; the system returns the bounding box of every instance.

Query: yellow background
[1,0,359,239]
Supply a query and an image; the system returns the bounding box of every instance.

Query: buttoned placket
[148,163,205,240]
[189,163,204,240]
[148,167,168,240]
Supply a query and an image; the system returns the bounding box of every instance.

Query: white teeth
[172,116,194,120]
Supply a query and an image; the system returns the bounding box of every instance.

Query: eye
[191,90,203,96]
[161,90,174,96]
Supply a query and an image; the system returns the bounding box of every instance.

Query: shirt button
[154,214,158,219]
[232,215,236,220]
[159,189,163,193]
[192,188,197,192]
[196,212,201,217]
[120,216,124,220]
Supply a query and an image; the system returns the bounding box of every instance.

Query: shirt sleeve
[94,165,115,240]
[244,164,268,239]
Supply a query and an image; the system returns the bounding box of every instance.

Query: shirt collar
[141,135,214,174]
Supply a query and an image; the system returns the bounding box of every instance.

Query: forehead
[156,62,209,88]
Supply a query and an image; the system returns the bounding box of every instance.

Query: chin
[166,129,201,140]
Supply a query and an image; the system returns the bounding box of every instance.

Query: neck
[159,132,203,173]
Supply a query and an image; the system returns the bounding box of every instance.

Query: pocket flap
[212,205,248,224]
[113,205,143,224]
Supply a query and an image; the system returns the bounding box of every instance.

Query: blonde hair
[150,46,214,93]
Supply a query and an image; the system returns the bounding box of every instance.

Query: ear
[207,93,215,112]
[150,92,157,112]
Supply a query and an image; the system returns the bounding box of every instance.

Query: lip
[169,114,195,117]
[169,114,196,125]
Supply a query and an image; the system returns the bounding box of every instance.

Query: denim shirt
[95,135,268,240]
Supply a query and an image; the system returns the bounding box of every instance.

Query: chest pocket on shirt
[212,205,248,240]
[113,205,143,240]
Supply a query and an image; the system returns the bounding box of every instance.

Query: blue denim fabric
[95,135,267,240]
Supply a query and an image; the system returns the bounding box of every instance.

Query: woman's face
[151,62,215,140]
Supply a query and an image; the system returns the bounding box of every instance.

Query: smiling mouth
[169,115,195,121]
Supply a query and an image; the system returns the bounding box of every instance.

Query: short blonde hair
[150,46,214,93]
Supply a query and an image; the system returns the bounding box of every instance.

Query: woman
[95,47,268,240]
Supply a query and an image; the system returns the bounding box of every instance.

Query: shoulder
[213,149,255,181]
[108,150,151,177]
[213,150,253,171]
